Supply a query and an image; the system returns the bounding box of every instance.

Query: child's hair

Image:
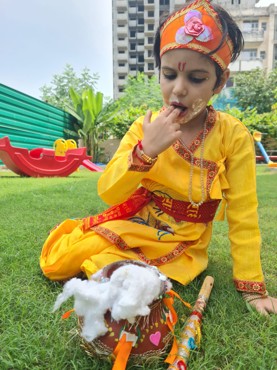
[153,3,244,88]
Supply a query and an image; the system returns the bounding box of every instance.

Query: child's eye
[163,73,176,80]
[189,76,207,84]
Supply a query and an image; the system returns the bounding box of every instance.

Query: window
[118,37,125,41]
[119,75,125,80]
[130,66,137,71]
[261,22,267,31]
[241,49,257,60]
[148,50,152,57]
[148,24,154,31]
[148,0,154,3]
[260,51,266,60]
[138,55,144,63]
[160,0,169,5]
[130,30,136,37]
[138,18,144,25]
[118,62,125,67]
[148,63,154,70]
[231,0,241,4]
[118,49,125,54]
[138,5,144,12]
[130,43,136,50]
[119,87,124,93]
[148,11,154,17]
[148,37,154,44]
[243,21,258,32]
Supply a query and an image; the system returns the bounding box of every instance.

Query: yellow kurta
[40,106,266,293]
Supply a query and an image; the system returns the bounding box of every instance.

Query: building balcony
[117,52,128,60]
[117,65,129,74]
[144,55,153,62]
[117,40,128,49]
[144,2,155,10]
[117,25,128,33]
[118,79,126,87]
[230,58,263,72]
[129,58,137,64]
[145,43,153,49]
[242,30,264,43]
[137,32,145,39]
[145,29,154,36]
[129,20,138,27]
[137,45,144,52]
[145,17,155,24]
[117,13,128,22]
[116,0,127,10]
[129,7,138,14]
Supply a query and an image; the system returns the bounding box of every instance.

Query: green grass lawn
[0,166,276,370]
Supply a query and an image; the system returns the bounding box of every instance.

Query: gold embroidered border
[173,106,218,193]
[233,279,267,294]
[91,225,130,251]
[91,225,192,267]
[133,241,193,266]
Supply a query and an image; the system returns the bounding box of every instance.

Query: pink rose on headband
[185,17,205,36]
[175,10,213,45]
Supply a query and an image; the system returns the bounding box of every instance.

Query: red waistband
[82,187,220,231]
[152,193,221,223]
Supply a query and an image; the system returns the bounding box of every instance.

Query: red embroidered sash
[82,187,220,231]
[152,193,221,223]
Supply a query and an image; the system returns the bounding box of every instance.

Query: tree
[118,72,163,110]
[40,64,99,110]
[108,72,163,139]
[65,87,114,161]
[234,68,277,114]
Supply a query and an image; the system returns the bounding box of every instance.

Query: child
[40,0,276,315]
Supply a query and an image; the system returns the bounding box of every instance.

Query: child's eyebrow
[161,66,210,74]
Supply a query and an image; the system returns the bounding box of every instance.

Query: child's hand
[141,107,182,158]
[247,295,277,315]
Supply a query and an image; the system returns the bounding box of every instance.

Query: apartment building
[112,0,277,99]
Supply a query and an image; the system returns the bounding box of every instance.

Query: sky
[0,0,276,102]
[0,0,113,100]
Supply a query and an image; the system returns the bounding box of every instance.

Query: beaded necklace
[180,109,208,207]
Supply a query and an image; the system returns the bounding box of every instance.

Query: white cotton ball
[53,277,112,342]
[53,278,84,312]
[109,265,163,322]
[81,313,108,342]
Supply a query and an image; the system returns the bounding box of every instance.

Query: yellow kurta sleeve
[98,113,158,206]
[224,120,266,294]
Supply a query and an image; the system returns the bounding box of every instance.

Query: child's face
[160,48,228,124]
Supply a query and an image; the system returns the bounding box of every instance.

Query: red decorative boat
[0,136,102,177]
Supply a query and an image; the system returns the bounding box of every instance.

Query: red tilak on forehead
[178,62,186,72]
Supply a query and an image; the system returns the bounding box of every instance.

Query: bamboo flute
[168,276,214,370]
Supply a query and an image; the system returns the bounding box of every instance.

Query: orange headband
[160,0,233,70]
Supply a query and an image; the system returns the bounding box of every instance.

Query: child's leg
[40,219,116,281]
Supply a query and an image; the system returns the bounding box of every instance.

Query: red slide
[0,136,96,177]
[82,159,103,172]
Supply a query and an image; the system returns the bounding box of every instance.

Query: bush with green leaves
[65,88,114,161]
[234,68,277,114]
[108,73,163,139]
[224,106,277,151]
[40,64,99,110]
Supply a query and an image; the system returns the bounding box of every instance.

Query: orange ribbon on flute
[167,276,214,370]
